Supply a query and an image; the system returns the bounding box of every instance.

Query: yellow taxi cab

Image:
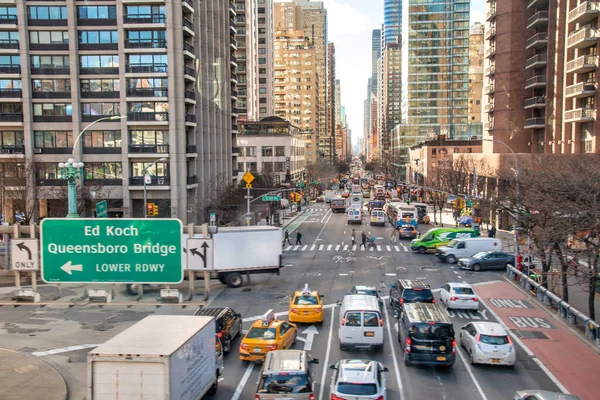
[239,310,297,362]
[289,284,324,323]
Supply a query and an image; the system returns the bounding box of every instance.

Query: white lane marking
[285,246,292,251]
[436,375,448,400]
[386,245,392,252]
[335,245,340,251]
[400,243,407,251]
[314,210,333,243]
[457,275,463,279]
[375,237,384,240]
[293,245,300,251]
[394,246,400,252]
[327,244,332,251]
[369,247,374,252]
[352,245,357,251]
[32,344,99,357]
[343,245,348,251]
[231,362,255,400]
[310,245,316,251]
[319,209,330,223]
[382,302,405,400]
[318,307,336,400]
[471,280,503,287]
[343,231,346,235]
[455,345,489,400]
[477,297,570,393]
[301,245,308,251]
[377,245,382,252]
[319,245,324,251]
[453,270,459,274]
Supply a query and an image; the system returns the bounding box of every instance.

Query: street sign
[186,238,213,271]
[242,171,255,184]
[40,219,183,284]
[466,200,473,207]
[11,238,39,271]
[262,195,282,201]
[95,200,108,218]
[245,183,252,188]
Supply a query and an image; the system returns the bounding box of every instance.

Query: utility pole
[245,186,251,226]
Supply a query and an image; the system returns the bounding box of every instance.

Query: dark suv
[389,279,435,312]
[194,307,242,354]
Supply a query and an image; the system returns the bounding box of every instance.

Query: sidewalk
[0,348,68,400]
[476,281,600,400]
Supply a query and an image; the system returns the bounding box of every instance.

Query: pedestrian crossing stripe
[284,244,410,253]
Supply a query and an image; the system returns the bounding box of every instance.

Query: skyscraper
[469,22,484,126]
[328,42,336,157]
[383,0,402,45]
[371,29,382,94]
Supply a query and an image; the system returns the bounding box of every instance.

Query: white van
[338,295,384,351]
[370,209,385,226]
[347,208,362,224]
[437,237,503,264]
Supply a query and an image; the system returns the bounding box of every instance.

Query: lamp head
[158,157,167,162]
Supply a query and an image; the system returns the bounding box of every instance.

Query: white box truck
[88,315,219,400]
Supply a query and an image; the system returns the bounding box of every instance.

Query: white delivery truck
[88,315,219,400]
[324,190,335,203]
[436,237,503,264]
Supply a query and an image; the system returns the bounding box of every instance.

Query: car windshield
[453,287,475,295]
[336,383,378,396]
[354,287,377,296]
[421,234,434,241]
[258,375,311,394]
[447,239,459,248]
[479,334,509,345]
[294,295,318,305]
[472,252,488,259]
[410,323,454,340]
[403,289,434,302]
[246,327,276,340]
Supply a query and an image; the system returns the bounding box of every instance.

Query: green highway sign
[466,200,473,207]
[262,195,282,201]
[95,200,108,218]
[41,219,183,284]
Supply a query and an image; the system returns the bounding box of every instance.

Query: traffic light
[146,203,155,217]
[153,205,159,216]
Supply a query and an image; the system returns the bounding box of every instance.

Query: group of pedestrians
[283,230,303,246]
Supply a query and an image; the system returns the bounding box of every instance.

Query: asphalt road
[0,203,562,400]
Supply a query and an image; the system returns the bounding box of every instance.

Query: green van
[410,227,480,254]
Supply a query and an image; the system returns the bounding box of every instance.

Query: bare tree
[1,159,39,224]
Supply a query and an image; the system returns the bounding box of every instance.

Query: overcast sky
[320,0,486,145]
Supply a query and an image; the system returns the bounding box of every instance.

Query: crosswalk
[283,243,410,252]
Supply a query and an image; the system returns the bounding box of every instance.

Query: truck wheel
[223,336,231,354]
[207,378,218,396]
[447,255,456,264]
[226,273,243,288]
[418,246,426,254]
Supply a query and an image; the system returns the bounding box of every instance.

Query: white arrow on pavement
[302,325,319,351]
[60,261,83,275]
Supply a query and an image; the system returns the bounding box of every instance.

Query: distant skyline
[318,0,485,146]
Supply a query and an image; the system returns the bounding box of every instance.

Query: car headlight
[440,251,446,255]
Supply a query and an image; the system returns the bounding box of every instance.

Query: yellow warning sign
[242,171,255,184]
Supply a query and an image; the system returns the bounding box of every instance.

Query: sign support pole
[246,187,251,226]
[13,224,20,289]
[30,223,37,293]
[187,223,195,301]
[202,223,210,301]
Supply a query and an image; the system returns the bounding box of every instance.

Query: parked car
[329,359,388,400]
[459,322,516,366]
[439,283,479,310]
[458,251,516,271]
[513,390,580,400]
[348,285,383,310]
[194,306,242,354]
[316,195,325,203]
[398,225,418,240]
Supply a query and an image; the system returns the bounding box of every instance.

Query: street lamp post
[143,158,167,218]
[483,138,521,257]
[58,158,85,218]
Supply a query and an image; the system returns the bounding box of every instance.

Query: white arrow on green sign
[40,218,183,284]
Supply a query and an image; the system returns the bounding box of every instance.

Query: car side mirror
[310,358,320,364]
[336,300,342,306]
[328,365,337,370]
[440,285,444,289]
[378,290,382,294]
[388,283,393,288]
[382,367,389,372]
[460,326,467,330]
[320,294,325,298]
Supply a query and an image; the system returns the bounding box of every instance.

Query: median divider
[506,264,600,348]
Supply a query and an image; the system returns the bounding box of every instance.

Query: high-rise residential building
[469,23,484,125]
[382,41,402,153]
[0,0,235,224]
[274,30,320,164]
[257,0,275,119]
[334,79,343,159]
[327,42,336,157]
[371,29,382,93]
[274,0,327,159]
[383,0,402,44]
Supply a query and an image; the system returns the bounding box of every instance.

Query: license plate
[304,311,311,314]
[254,347,261,353]
[491,358,501,363]
[364,331,375,337]
[274,398,294,400]
[437,356,446,361]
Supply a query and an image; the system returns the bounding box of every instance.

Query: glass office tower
[384,0,402,44]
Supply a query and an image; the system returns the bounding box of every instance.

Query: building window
[37,163,60,180]
[127,54,168,72]
[258,38,266,45]
[258,8,265,14]
[0,55,19,68]
[259,58,266,64]
[262,162,273,172]
[475,100,480,105]
[258,18,265,24]
[127,30,166,47]
[237,162,244,171]
[131,162,168,177]
[29,31,68,44]
[80,55,119,69]
[130,130,168,145]
[259,68,266,74]
[128,101,168,114]
[83,130,121,148]
[0,131,23,148]
[246,146,257,156]
[81,78,120,93]
[28,6,67,20]
[32,54,68,69]
[581,125,593,153]
[0,31,18,44]
[275,146,285,156]
[453,148,460,153]
[274,162,285,172]
[262,146,273,156]
[0,7,16,19]
[79,30,118,44]
[81,102,120,117]
[77,6,117,19]
[33,103,71,117]
[34,131,72,149]
[466,148,473,153]
[259,78,267,84]
[85,162,122,179]
[0,162,24,178]
[259,107,267,114]
[32,79,70,93]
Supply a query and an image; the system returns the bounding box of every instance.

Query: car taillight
[452,339,456,354]
[309,395,315,400]
[476,334,481,343]
[399,298,404,305]
[241,343,249,350]
[291,308,299,313]
[379,318,383,327]
[341,318,346,326]
[377,396,384,400]
[431,299,435,303]
[255,395,260,400]
[217,332,223,338]
[450,296,458,301]
[266,344,278,350]
[315,308,322,313]
[472,297,479,302]
[405,337,411,353]
[507,335,514,351]
[331,395,344,400]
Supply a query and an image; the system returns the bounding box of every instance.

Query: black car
[458,251,516,271]
[194,307,242,354]
[389,279,435,312]
[349,285,384,309]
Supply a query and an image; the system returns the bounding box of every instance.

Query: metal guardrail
[506,264,600,347]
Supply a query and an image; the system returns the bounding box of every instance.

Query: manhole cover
[514,331,548,339]
[420,267,439,271]
[384,273,397,276]
[396,267,406,271]
[301,273,322,277]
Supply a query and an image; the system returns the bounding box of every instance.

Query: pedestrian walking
[284,230,292,246]
[266,215,270,225]
[296,231,303,245]
[361,232,367,248]
[488,224,497,238]
[351,229,356,246]
[390,226,397,243]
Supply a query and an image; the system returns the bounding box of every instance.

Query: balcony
[484,121,494,131]
[486,6,496,21]
[0,40,18,50]
[125,39,166,49]
[565,81,597,98]
[485,84,495,94]
[128,144,169,154]
[77,17,117,27]
[126,64,167,73]
[566,54,598,73]
[232,146,240,154]
[231,89,238,99]
[0,112,22,122]
[186,176,198,185]
[33,90,71,99]
[186,145,197,153]
[80,67,119,75]
[484,101,495,112]
[0,145,24,155]
[127,112,169,122]
[0,88,21,98]
[34,147,72,155]
[28,18,67,27]
[525,75,547,89]
[568,1,600,25]
[0,65,19,74]
[527,10,549,29]
[185,89,196,100]
[182,0,194,11]
[185,114,196,123]
[524,96,546,109]
[565,107,596,122]
[38,179,67,187]
[484,65,495,76]
[123,14,166,24]
[126,88,168,97]
[567,27,598,49]
[129,176,170,186]
[82,114,121,122]
[485,46,496,58]
[525,53,548,69]
[34,115,72,123]
[184,65,195,78]
[231,55,238,65]
[232,169,240,177]
[526,33,548,49]
[82,147,121,155]
[184,42,195,55]
[528,0,549,9]
[524,117,545,128]
[84,178,122,186]
[79,42,117,51]
[485,25,496,40]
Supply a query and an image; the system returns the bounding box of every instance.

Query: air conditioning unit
[2,149,11,154]
[34,148,42,154]
[158,177,165,185]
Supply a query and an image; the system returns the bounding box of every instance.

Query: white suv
[459,322,516,366]
[329,359,388,400]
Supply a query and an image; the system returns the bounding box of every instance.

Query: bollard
[537,288,545,302]
[567,308,576,325]
[585,321,598,341]
[558,302,568,318]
